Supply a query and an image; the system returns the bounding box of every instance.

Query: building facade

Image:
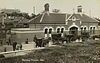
[29,4,99,37]
[11,4,99,42]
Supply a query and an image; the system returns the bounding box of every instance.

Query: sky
[0,0,100,17]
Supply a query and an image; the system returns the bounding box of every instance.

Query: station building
[11,3,99,43]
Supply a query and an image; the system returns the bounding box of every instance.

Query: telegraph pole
[33,6,35,14]
[33,6,36,29]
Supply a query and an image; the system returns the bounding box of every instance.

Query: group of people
[12,41,22,51]
[9,35,53,51]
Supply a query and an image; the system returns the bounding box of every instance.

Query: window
[61,28,64,33]
[93,27,95,34]
[49,28,52,34]
[81,27,83,33]
[84,27,86,32]
[90,27,92,30]
[81,27,83,30]
[84,27,86,30]
[44,29,48,34]
[57,28,60,33]
[78,8,82,12]
[90,26,96,34]
[90,27,92,34]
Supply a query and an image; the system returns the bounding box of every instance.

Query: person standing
[12,41,17,51]
[33,35,37,42]
[4,47,7,52]
[8,37,11,45]
[25,38,28,44]
[33,35,37,47]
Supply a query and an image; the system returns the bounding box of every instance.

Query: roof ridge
[28,14,42,23]
[40,13,45,22]
[49,12,66,14]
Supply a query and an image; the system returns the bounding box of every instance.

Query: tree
[52,9,60,13]
[31,13,36,18]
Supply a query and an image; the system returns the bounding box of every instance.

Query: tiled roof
[67,14,98,22]
[29,12,66,24]
[30,12,98,24]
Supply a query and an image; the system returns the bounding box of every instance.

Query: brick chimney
[44,3,49,12]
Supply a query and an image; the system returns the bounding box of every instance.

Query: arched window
[61,28,64,33]
[93,27,95,34]
[49,28,52,34]
[89,26,96,34]
[84,27,86,32]
[90,27,92,30]
[57,28,60,33]
[81,27,83,33]
[81,27,83,30]
[90,27,92,34]
[93,27,95,30]
[44,28,48,34]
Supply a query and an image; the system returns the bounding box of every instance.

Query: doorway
[69,27,78,35]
